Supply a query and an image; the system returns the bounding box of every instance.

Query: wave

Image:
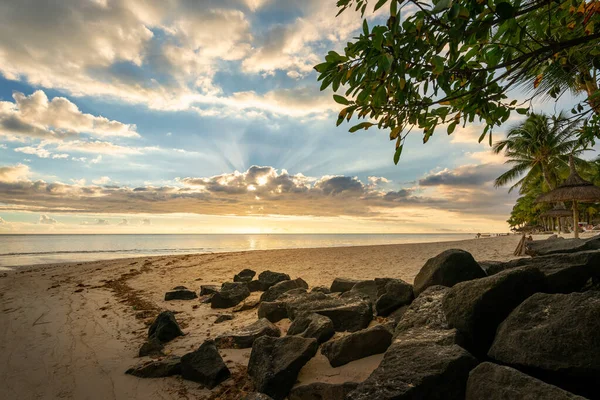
[0,247,209,257]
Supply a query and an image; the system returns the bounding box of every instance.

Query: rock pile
[128,242,600,399]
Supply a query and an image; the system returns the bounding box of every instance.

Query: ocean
[0,233,476,269]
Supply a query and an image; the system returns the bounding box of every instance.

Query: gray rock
[394,285,452,337]
[125,356,181,378]
[288,382,359,400]
[442,267,547,355]
[525,234,600,256]
[180,340,230,389]
[148,311,184,343]
[474,251,600,294]
[234,268,256,283]
[287,313,334,344]
[347,342,478,399]
[386,305,409,326]
[310,286,331,294]
[341,280,378,303]
[138,336,164,357]
[260,278,309,302]
[257,270,291,291]
[214,313,234,324]
[413,249,486,296]
[233,298,261,312]
[200,285,219,296]
[321,324,393,367]
[330,277,361,293]
[248,280,263,292]
[215,318,281,349]
[489,291,600,399]
[248,336,318,400]
[164,287,198,301]
[466,362,587,400]
[375,278,414,316]
[211,282,250,309]
[258,301,289,322]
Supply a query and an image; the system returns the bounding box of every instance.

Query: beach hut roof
[536,156,600,203]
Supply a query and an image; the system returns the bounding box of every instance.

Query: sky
[0,0,586,234]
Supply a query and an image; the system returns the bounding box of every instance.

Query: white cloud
[93,176,111,185]
[15,145,51,158]
[70,178,86,186]
[0,164,30,183]
[118,218,129,226]
[39,214,57,225]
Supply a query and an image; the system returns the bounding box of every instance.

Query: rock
[475,251,600,294]
[215,318,281,349]
[321,324,393,367]
[200,285,219,296]
[525,234,600,256]
[375,278,414,316]
[233,298,260,312]
[442,267,547,355]
[234,268,256,283]
[243,394,274,400]
[341,280,378,303]
[489,291,600,398]
[148,311,184,343]
[257,270,291,291]
[260,278,309,302]
[287,313,334,344]
[478,260,508,276]
[258,301,289,322]
[330,277,361,293]
[214,313,234,324]
[248,280,263,292]
[386,305,409,326]
[248,336,318,400]
[164,287,198,301]
[466,362,587,400]
[288,293,373,332]
[347,341,478,399]
[211,282,250,309]
[180,340,230,389]
[310,286,331,294]
[138,336,164,357]
[125,356,181,378]
[288,382,359,400]
[413,249,486,296]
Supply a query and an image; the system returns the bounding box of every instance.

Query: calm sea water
[0,233,475,269]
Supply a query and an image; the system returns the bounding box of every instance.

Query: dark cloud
[418,164,504,187]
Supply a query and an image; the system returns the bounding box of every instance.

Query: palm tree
[492,113,584,193]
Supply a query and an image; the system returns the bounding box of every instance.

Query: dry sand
[0,235,526,399]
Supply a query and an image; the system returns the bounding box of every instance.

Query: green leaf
[516,108,529,115]
[374,85,388,107]
[314,62,329,73]
[432,0,452,13]
[349,122,374,133]
[432,55,445,75]
[447,121,457,134]
[333,95,350,105]
[393,145,403,165]
[374,0,387,12]
[495,2,515,19]
[363,19,369,36]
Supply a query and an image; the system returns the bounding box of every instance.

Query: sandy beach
[0,235,541,399]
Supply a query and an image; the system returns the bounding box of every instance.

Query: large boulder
[347,342,478,399]
[476,251,600,294]
[321,324,393,367]
[466,362,587,400]
[288,382,359,400]
[258,301,289,322]
[215,318,281,349]
[234,268,256,283]
[394,285,462,346]
[148,311,184,343]
[180,340,230,389]
[330,277,362,293]
[341,280,379,303]
[125,356,181,378]
[525,234,600,257]
[413,249,486,296]
[375,278,414,316]
[287,313,335,344]
[257,270,291,291]
[211,282,250,309]
[442,267,547,355]
[164,286,198,301]
[248,336,318,400]
[489,291,600,398]
[200,284,219,296]
[260,278,308,302]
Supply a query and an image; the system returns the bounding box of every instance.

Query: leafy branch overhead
[315,0,600,164]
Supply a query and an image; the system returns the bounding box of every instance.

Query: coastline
[0,235,565,398]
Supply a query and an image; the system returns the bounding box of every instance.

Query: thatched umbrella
[536,155,600,238]
[540,204,572,232]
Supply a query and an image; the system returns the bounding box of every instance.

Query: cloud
[95,219,110,225]
[0,91,138,141]
[118,218,129,226]
[419,164,506,187]
[142,218,151,225]
[93,176,112,185]
[15,145,51,158]
[0,164,30,183]
[39,214,57,224]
